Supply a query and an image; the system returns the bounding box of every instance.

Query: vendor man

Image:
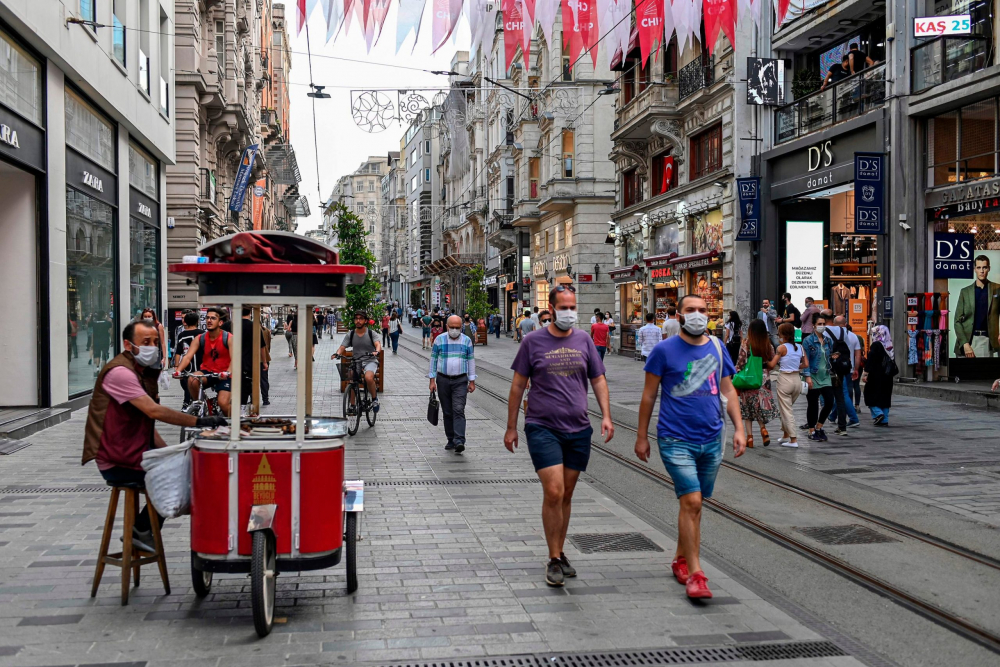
[82,320,227,551]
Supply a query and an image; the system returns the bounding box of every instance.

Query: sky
[287,5,472,232]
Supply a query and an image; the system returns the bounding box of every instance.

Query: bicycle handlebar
[174,371,230,379]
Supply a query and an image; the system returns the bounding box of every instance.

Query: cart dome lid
[198,231,339,265]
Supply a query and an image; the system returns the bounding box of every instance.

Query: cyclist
[176,307,233,416]
[333,310,383,413]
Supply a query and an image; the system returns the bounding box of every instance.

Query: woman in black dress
[863,324,895,426]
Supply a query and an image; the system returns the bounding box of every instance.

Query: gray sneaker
[545,558,565,586]
[120,527,156,553]
[559,553,576,577]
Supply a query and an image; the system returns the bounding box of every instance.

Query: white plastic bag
[141,440,193,518]
[158,369,172,391]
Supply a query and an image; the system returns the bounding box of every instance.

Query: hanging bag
[732,350,763,391]
[427,390,439,426]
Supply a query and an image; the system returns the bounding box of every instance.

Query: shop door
[0,162,39,406]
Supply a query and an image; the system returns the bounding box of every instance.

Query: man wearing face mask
[82,321,228,551]
[635,295,746,600]
[506,285,614,587]
[429,315,477,453]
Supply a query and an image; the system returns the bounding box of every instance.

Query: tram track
[399,340,1000,655]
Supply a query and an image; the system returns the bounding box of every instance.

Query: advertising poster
[854,152,885,234]
[746,58,784,106]
[947,249,1000,359]
[251,179,266,230]
[785,220,824,309]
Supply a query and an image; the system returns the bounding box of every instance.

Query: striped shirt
[428,332,477,380]
[637,323,662,357]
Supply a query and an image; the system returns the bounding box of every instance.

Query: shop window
[130,217,159,317]
[0,29,42,124]
[651,151,677,197]
[112,1,126,67]
[664,37,679,80]
[623,168,642,208]
[562,131,574,178]
[690,123,722,181]
[66,89,115,171]
[529,158,539,198]
[692,209,723,254]
[927,98,999,187]
[536,282,550,311]
[129,145,157,198]
[622,57,650,105]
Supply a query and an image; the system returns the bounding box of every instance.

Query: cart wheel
[345,512,358,593]
[343,385,361,436]
[191,555,213,598]
[251,531,276,637]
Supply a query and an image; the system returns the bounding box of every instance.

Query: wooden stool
[91,481,170,605]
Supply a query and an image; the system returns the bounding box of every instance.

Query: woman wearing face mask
[137,309,168,370]
[766,323,809,447]
[735,319,778,448]
[802,313,836,441]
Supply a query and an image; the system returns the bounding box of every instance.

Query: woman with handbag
[735,319,778,448]
[802,313,836,442]
[863,325,896,426]
[766,323,809,448]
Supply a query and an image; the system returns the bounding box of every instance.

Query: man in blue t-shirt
[635,294,746,600]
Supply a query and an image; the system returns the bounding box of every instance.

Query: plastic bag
[141,440,193,518]
[158,369,172,392]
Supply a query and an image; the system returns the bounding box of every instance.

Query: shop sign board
[884,296,894,320]
[854,152,885,234]
[768,124,878,200]
[553,254,569,272]
[577,274,594,283]
[0,106,44,172]
[735,177,762,241]
[785,220,824,309]
[483,275,498,286]
[914,15,971,37]
[933,233,975,278]
[532,260,546,277]
[229,144,259,212]
[672,255,721,271]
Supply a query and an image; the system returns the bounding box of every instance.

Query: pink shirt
[96,367,149,471]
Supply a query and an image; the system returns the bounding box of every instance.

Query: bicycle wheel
[179,402,202,443]
[343,384,361,436]
[365,388,377,427]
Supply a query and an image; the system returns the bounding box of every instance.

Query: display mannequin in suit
[831,284,851,317]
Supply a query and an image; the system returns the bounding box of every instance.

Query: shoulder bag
[427,390,439,426]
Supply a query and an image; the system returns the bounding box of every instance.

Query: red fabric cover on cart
[191,450,230,555]
[228,232,338,265]
[299,449,345,554]
[239,452,293,555]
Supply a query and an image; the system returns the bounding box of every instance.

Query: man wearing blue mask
[82,321,227,552]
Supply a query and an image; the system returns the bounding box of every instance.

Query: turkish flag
[662,156,674,193]
[703,0,736,55]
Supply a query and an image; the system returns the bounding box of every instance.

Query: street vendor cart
[169,231,367,637]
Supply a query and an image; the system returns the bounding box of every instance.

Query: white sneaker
[777,437,790,445]
[780,440,799,448]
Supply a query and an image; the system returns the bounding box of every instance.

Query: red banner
[520,0,534,69]
[503,0,526,71]
[662,156,674,193]
[562,0,596,66]
[704,0,736,54]
[776,0,791,27]
[636,0,663,65]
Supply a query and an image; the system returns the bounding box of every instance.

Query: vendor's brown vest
[81,352,160,467]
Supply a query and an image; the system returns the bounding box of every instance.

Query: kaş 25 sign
[914,15,971,37]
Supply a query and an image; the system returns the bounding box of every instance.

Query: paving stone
[17,614,84,626]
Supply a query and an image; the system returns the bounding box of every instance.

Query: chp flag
[229,144,259,212]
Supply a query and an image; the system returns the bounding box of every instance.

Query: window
[411,175,418,191]
[622,58,650,105]
[561,131,574,178]
[369,180,374,192]
[623,168,641,208]
[159,8,169,115]
[690,123,723,181]
[0,29,42,124]
[425,140,431,153]
[216,21,225,74]
[554,225,561,250]
[534,232,541,253]
[564,219,572,247]
[536,283,550,311]
[112,1,126,67]
[560,34,573,81]
[80,0,96,25]
[529,158,540,198]
[66,89,115,171]
[651,150,677,197]
[138,0,151,95]
[417,142,422,157]
[506,175,514,210]
[545,230,551,253]
[425,168,431,183]
[927,98,998,187]
[664,37,678,79]
[129,145,157,197]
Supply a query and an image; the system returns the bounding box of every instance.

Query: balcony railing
[775,64,885,144]
[679,57,715,101]
[912,35,991,94]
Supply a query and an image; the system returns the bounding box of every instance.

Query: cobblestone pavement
[0,334,862,666]
[433,327,1000,526]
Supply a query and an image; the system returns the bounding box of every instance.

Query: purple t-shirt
[511,327,606,432]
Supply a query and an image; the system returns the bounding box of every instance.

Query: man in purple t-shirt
[505,285,614,587]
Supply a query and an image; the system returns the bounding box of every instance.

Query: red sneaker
[686,571,713,599]
[671,557,690,584]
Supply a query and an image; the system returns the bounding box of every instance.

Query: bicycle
[334,353,378,435]
[175,371,228,443]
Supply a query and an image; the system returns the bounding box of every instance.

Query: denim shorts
[657,436,723,499]
[524,423,593,472]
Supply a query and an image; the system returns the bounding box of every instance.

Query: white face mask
[554,309,578,331]
[130,343,160,367]
[815,325,827,336]
[448,327,462,339]
[680,311,709,336]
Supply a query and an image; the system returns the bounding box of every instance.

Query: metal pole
[296,306,309,443]
[229,301,243,444]
[252,306,261,416]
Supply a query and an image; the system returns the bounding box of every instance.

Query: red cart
[169,232,367,637]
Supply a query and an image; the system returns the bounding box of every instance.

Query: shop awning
[670,250,723,271]
[610,264,642,285]
[609,26,640,72]
[644,252,678,268]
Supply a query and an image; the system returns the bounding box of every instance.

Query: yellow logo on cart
[252,455,276,505]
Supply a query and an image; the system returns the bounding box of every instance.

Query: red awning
[669,250,723,270]
[609,26,640,72]
[608,264,641,276]
[644,252,678,267]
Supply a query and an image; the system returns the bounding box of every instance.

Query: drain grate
[368,479,540,486]
[823,467,874,475]
[795,524,899,545]
[372,641,846,666]
[0,486,108,495]
[568,532,664,554]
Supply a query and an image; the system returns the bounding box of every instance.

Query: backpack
[829,328,853,377]
[348,328,376,349]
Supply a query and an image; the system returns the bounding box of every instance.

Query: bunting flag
[535,0,559,47]
[395,0,427,52]
[369,0,393,49]
[703,0,735,55]
[613,0,632,64]
[342,0,359,37]
[749,0,761,26]
[662,0,675,55]
[297,0,307,33]
[636,0,662,65]
[521,0,534,68]
[322,0,345,42]
[431,0,458,53]
[502,0,526,71]
[775,0,791,27]
[561,0,582,66]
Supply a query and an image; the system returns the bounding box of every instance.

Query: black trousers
[807,384,846,430]
[99,467,163,532]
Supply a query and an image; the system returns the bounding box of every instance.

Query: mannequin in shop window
[831,284,851,318]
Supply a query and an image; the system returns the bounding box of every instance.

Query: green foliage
[331,202,385,329]
[465,264,492,323]
[792,69,822,100]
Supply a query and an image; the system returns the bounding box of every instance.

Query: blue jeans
[595,345,606,360]
[494,325,500,338]
[869,406,890,424]
[827,379,858,425]
[657,436,723,499]
[389,331,400,353]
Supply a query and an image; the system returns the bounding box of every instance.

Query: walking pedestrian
[518,310,536,340]
[736,319,778,448]
[800,297,820,337]
[381,312,391,348]
[462,314,476,344]
[493,312,502,339]
[637,313,661,360]
[68,311,79,362]
[530,306,540,327]
[538,310,552,325]
[590,314,610,360]
[137,309,168,369]
[634,294,745,599]
[590,308,603,324]
[429,315,477,454]
[767,323,808,447]
[313,309,324,340]
[777,293,801,328]
[802,312,841,442]
[505,285,613,587]
[91,310,113,374]
[724,310,742,361]
[420,310,433,349]
[864,325,895,426]
[848,326,864,408]
[388,311,402,354]
[284,312,295,357]
[825,316,862,430]
[757,299,779,349]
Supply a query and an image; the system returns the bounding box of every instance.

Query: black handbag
[427,390,439,426]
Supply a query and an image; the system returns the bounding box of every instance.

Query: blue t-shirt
[643,336,735,443]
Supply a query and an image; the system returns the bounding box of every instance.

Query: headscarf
[871,324,894,359]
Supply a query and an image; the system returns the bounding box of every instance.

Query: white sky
[287,5,472,232]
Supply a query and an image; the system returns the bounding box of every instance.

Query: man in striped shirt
[429,315,477,453]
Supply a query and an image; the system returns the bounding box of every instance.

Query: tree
[465,265,492,345]
[331,202,384,329]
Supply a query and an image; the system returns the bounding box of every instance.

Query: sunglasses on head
[553,284,576,294]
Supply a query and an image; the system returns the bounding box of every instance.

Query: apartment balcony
[775,64,885,144]
[442,210,465,232]
[424,253,485,276]
[487,212,516,252]
[678,57,715,102]
[262,144,301,185]
[912,35,992,94]
[613,83,680,141]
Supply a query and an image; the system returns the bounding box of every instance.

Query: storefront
[483,272,499,311]
[0,27,46,406]
[645,222,681,326]
[673,252,725,331]
[129,144,160,320]
[611,264,643,355]
[761,117,887,329]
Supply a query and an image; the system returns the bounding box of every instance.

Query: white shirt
[661,318,680,339]
[824,326,861,371]
[591,315,599,324]
[531,313,539,326]
[638,323,662,356]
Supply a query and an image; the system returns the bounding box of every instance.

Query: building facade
[0,0,175,405]
[322,155,389,259]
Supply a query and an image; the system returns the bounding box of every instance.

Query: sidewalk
[0,337,859,666]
